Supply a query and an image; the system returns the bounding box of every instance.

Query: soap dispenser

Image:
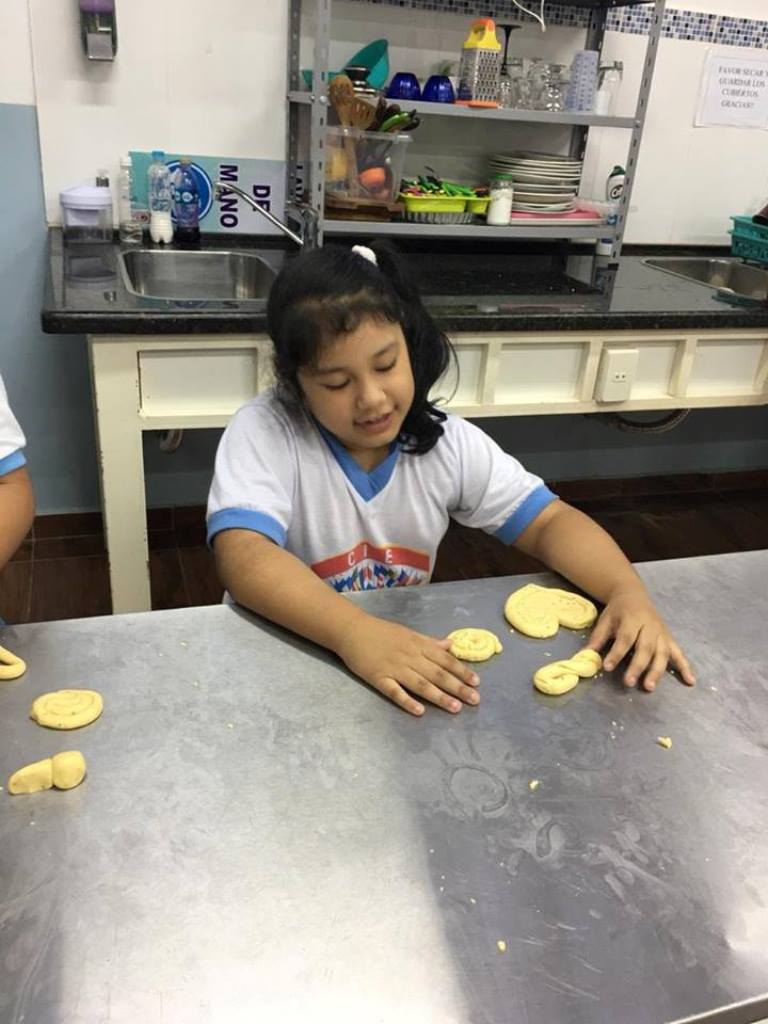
[79,0,118,62]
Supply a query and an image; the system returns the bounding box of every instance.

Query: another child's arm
[214,529,480,716]
[515,500,695,691]
[0,467,34,571]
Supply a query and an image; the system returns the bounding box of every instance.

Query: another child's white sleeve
[0,374,27,477]
[446,417,557,543]
[206,402,296,547]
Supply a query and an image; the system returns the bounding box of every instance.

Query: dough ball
[30,689,103,730]
[446,628,503,662]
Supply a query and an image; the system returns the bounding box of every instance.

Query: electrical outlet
[595,348,639,402]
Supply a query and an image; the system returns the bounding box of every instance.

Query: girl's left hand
[587,584,696,691]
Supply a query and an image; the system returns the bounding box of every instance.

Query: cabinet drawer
[138,347,269,417]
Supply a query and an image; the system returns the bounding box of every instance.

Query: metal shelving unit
[286,0,665,258]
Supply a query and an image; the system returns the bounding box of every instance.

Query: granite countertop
[41,228,768,335]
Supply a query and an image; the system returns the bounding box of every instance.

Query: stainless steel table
[1,551,767,1024]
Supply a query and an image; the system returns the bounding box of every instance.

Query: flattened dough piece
[30,689,103,730]
[0,644,26,680]
[504,584,597,639]
[8,757,53,794]
[447,628,503,662]
[549,589,598,631]
[8,751,87,795]
[533,648,603,696]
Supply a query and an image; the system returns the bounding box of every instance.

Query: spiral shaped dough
[30,689,103,730]
[533,648,602,696]
[0,644,26,680]
[446,628,503,662]
[504,584,597,639]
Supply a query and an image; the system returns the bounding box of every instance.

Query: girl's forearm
[521,503,644,604]
[214,529,369,655]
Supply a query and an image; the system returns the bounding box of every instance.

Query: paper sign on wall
[130,151,286,234]
[695,50,768,129]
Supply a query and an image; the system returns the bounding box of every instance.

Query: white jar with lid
[60,184,113,244]
[487,174,513,226]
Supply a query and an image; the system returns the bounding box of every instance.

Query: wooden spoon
[328,75,361,195]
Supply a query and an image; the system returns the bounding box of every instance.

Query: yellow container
[467,197,490,214]
[399,194,467,213]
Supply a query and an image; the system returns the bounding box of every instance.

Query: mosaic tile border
[349,1,768,49]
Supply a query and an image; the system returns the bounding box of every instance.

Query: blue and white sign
[130,151,286,234]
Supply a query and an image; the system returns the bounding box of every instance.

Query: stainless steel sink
[643,257,768,302]
[118,249,276,301]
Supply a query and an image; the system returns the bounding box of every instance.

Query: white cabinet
[88,327,768,614]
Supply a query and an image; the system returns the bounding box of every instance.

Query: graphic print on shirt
[311,539,431,592]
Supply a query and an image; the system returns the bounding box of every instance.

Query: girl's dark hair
[266,242,454,455]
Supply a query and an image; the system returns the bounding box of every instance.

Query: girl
[0,372,34,573]
[207,243,695,716]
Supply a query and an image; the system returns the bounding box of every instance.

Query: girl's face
[297,315,415,471]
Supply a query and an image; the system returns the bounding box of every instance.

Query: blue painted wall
[0,102,99,512]
[1,102,766,515]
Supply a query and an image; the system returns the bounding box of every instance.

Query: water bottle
[118,155,142,244]
[147,150,173,244]
[172,156,201,245]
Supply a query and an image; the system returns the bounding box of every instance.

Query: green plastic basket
[730,215,768,266]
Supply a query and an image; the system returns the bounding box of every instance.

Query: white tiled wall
[18,0,768,243]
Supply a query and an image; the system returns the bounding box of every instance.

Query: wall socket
[595,347,639,402]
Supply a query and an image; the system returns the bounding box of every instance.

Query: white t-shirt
[0,374,26,478]
[207,389,556,592]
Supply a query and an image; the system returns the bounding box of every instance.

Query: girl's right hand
[335,616,481,717]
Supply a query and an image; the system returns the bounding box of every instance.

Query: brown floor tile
[0,561,33,623]
[29,555,111,622]
[9,538,33,562]
[433,521,544,583]
[35,534,106,559]
[711,469,768,492]
[179,546,224,606]
[149,549,189,611]
[34,511,103,539]
[148,529,177,551]
[147,507,173,531]
[550,478,624,502]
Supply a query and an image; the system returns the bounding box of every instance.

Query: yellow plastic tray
[399,194,468,213]
[467,197,490,214]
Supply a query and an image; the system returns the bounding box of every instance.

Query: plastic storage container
[730,215,768,265]
[60,184,113,244]
[325,128,411,203]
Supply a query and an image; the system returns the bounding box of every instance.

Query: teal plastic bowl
[301,38,388,90]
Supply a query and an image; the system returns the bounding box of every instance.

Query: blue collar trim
[315,421,400,501]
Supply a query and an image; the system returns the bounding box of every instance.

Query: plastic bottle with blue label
[172,156,201,245]
[147,150,173,244]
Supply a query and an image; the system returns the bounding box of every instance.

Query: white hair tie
[351,244,378,266]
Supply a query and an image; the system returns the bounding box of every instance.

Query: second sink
[118,249,276,301]
[643,257,768,302]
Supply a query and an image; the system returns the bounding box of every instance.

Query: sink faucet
[213,182,319,248]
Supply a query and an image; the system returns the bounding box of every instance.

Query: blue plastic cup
[422,75,455,103]
[386,72,422,101]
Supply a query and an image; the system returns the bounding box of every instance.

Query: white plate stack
[489,151,582,213]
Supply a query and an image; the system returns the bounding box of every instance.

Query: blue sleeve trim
[207,508,287,548]
[493,485,558,545]
[0,450,26,477]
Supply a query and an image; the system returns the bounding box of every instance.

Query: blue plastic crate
[730,215,768,266]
